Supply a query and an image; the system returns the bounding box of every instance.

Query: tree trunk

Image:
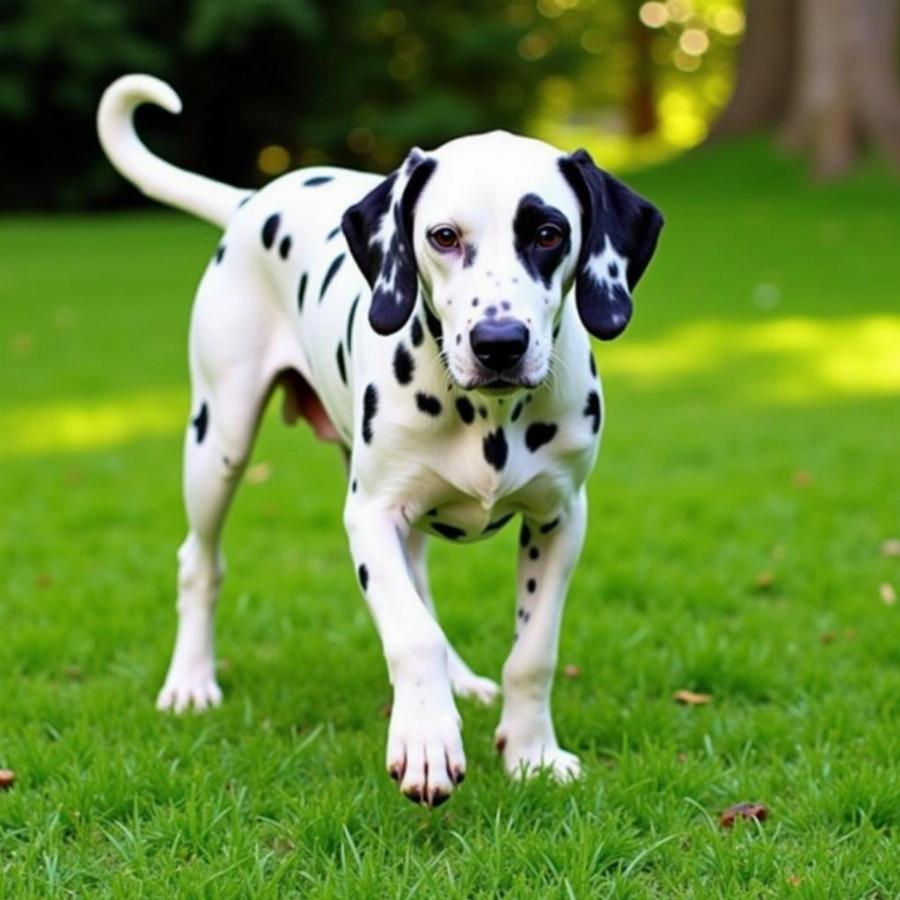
[710,0,900,177]
[708,0,797,139]
[629,19,657,136]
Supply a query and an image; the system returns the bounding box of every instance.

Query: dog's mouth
[463,374,540,396]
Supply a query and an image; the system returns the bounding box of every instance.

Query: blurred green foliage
[0,0,743,210]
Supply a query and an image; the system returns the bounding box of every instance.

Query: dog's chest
[367,394,600,543]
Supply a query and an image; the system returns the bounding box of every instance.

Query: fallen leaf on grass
[881,538,900,558]
[720,802,768,828]
[563,664,581,679]
[674,689,712,706]
[879,582,896,606]
[820,631,836,644]
[378,703,392,718]
[787,875,803,887]
[754,570,775,590]
[246,462,272,484]
[0,770,15,791]
[792,469,813,488]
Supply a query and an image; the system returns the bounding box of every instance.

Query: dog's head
[342,132,663,395]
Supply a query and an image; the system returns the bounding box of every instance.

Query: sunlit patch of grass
[0,388,188,458]
[601,315,900,403]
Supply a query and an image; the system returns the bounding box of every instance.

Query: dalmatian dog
[98,74,663,807]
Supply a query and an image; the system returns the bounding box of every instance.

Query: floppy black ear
[558,149,663,340]
[341,150,437,335]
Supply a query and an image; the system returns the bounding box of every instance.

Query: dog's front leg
[344,500,465,806]
[495,487,587,781]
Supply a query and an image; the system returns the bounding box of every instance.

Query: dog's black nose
[470,319,530,372]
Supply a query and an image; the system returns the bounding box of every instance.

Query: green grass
[2,140,899,898]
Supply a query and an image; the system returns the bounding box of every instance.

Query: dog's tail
[97,74,248,228]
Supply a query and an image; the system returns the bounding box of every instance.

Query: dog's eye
[535,224,563,249]
[429,227,460,251]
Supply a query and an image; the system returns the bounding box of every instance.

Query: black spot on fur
[304,175,333,186]
[463,243,477,267]
[511,401,524,422]
[327,225,342,240]
[455,397,475,424]
[432,522,465,540]
[238,193,253,207]
[426,508,438,517]
[553,322,561,339]
[297,273,308,311]
[393,343,414,385]
[336,344,347,385]
[261,213,280,250]
[527,578,537,593]
[192,402,209,444]
[484,512,514,533]
[525,422,557,452]
[584,390,601,433]
[214,244,225,264]
[410,316,424,347]
[483,429,508,471]
[512,194,571,287]
[319,254,346,300]
[279,235,292,260]
[347,294,360,353]
[589,351,597,377]
[416,392,442,416]
[529,546,539,561]
[540,517,560,534]
[608,261,619,278]
[358,563,369,590]
[478,406,487,419]
[351,479,357,493]
[520,523,531,547]
[423,303,443,347]
[362,383,378,443]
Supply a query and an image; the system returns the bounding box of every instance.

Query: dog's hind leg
[405,530,500,706]
[157,357,272,713]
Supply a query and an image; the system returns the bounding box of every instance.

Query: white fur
[99,75,607,806]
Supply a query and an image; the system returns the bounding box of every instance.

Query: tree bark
[708,0,797,139]
[710,0,900,177]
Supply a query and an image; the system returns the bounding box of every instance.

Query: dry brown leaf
[819,631,836,644]
[881,538,900,558]
[879,582,896,606]
[754,570,775,590]
[720,801,768,828]
[787,875,803,888]
[674,689,712,706]
[563,664,582,679]
[246,462,272,485]
[0,769,15,791]
[792,469,813,487]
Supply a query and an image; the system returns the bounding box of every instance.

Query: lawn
[1,141,898,898]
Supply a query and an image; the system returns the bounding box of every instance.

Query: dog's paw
[449,665,501,706]
[386,696,465,807]
[156,666,222,714]
[495,722,581,782]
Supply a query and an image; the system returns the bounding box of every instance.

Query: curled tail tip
[99,74,182,120]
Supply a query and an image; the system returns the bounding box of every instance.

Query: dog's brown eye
[429,227,460,250]
[536,225,563,249]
